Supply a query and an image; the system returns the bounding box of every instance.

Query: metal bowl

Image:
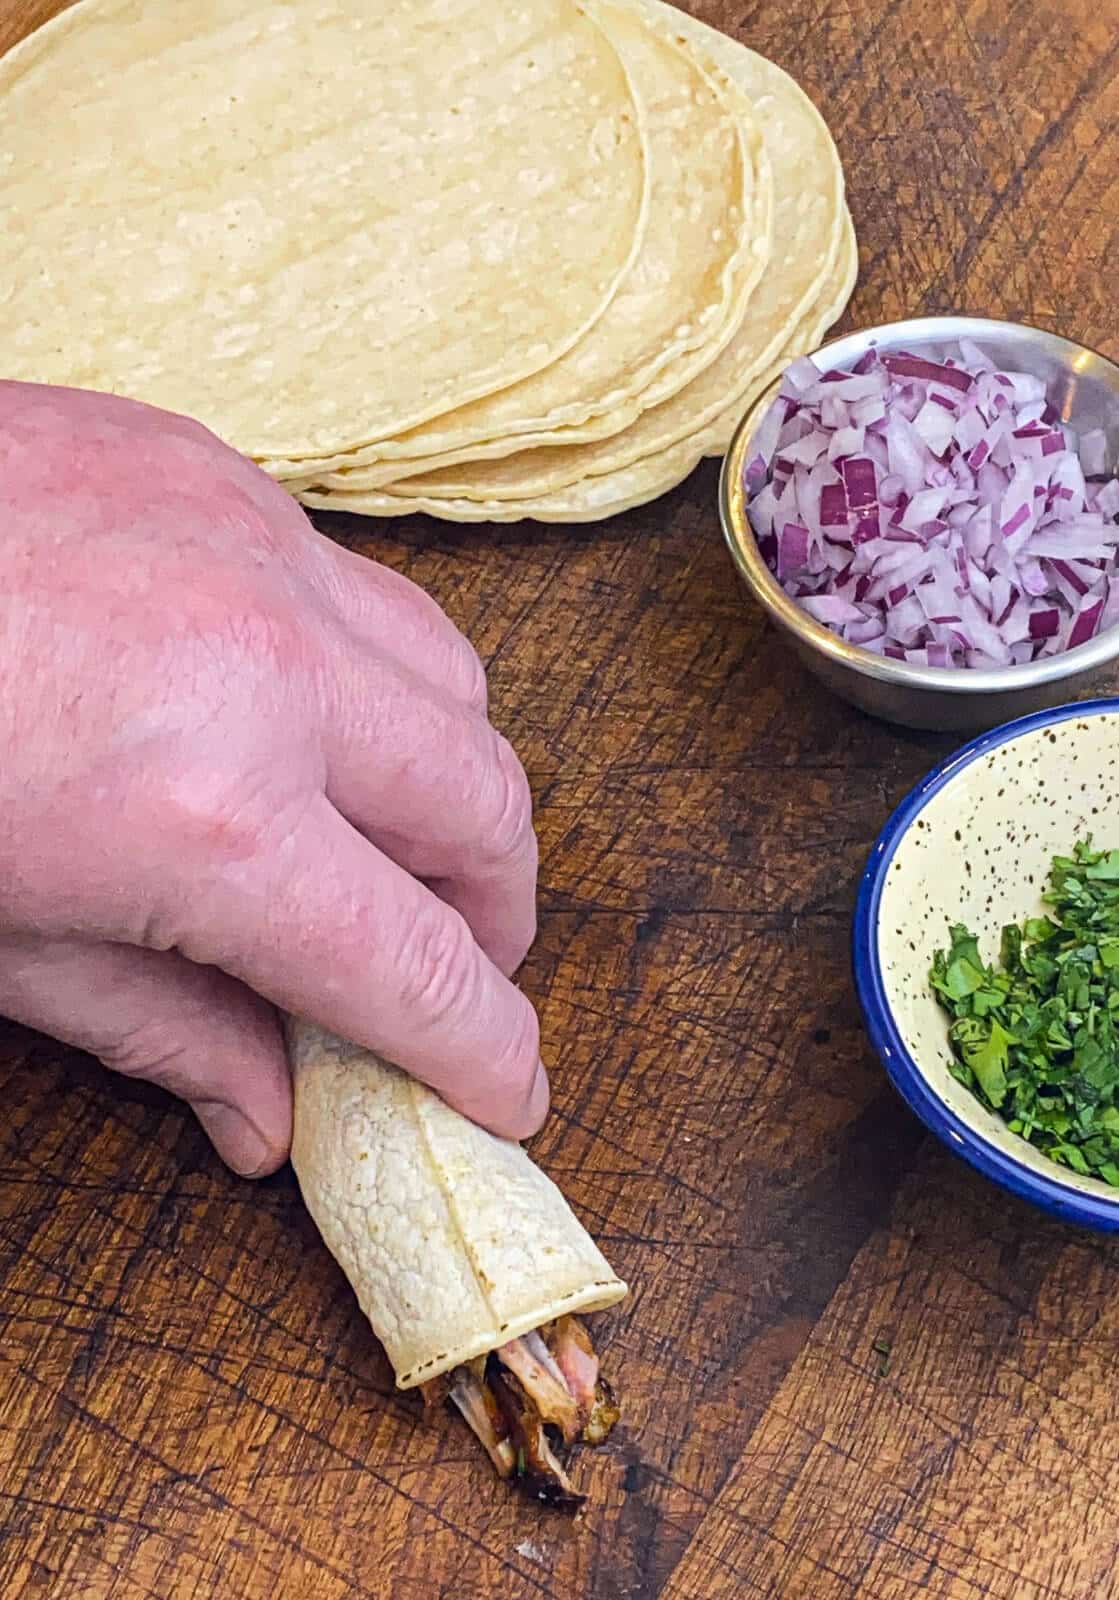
[719,315,1119,733]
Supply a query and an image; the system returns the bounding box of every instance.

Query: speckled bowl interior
[857,700,1119,1223]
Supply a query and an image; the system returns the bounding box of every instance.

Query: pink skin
[0,382,548,1175]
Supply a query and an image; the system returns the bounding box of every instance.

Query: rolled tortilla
[287,1020,628,1390]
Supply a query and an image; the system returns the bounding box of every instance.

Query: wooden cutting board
[2,0,1119,1595]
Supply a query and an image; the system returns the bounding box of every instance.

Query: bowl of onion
[720,316,1119,732]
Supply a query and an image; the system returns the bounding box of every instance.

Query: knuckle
[136,775,304,954]
[396,901,480,1026]
[483,993,541,1103]
[485,735,534,868]
[322,560,379,628]
[153,770,275,866]
[223,603,305,673]
[455,640,489,713]
[98,1018,195,1091]
[328,553,489,709]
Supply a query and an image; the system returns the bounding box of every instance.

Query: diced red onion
[954,408,986,455]
[828,424,866,461]
[851,394,887,429]
[1070,595,1105,648]
[746,343,1119,668]
[784,356,822,393]
[744,398,788,490]
[913,399,956,457]
[807,370,887,404]
[777,522,810,579]
[883,353,973,393]
[1082,429,1109,477]
[1028,607,1060,640]
[799,594,864,626]
[783,429,831,467]
[819,482,848,525]
[1018,557,1050,596]
[1097,479,1119,518]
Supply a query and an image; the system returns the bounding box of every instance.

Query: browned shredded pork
[423,1316,619,1510]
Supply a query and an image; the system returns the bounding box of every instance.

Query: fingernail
[524,1058,550,1134]
[194,1100,275,1178]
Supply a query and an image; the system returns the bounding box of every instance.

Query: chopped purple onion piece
[1028,607,1060,640]
[883,353,973,393]
[1069,595,1106,649]
[745,343,1119,667]
[1082,429,1110,478]
[777,522,810,580]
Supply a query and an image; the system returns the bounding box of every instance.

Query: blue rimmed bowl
[854,697,1119,1228]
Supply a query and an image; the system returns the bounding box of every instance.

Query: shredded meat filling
[549,1316,599,1413]
[490,1367,584,1510]
[422,1315,619,1510]
[497,1329,582,1442]
[549,1315,621,1445]
[447,1367,517,1479]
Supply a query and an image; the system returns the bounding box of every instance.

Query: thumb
[0,934,291,1176]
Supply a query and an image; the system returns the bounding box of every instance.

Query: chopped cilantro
[930,839,1119,1187]
[871,1337,892,1377]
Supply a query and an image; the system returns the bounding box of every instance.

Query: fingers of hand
[176,796,548,1141]
[317,648,538,976]
[0,934,291,1176]
[312,543,489,713]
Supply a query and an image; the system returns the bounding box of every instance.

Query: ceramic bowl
[719,316,1119,734]
[854,697,1119,1228]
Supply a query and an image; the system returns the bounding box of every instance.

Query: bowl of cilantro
[855,697,1119,1227]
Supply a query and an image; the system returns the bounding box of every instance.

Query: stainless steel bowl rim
[719,314,1119,700]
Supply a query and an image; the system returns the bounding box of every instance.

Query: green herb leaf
[1050,1143,1092,1175]
[1086,851,1119,882]
[871,1337,892,1377]
[931,926,988,1001]
[930,840,1119,1188]
[963,1019,1012,1107]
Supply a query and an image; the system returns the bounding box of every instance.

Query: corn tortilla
[1,0,648,460]
[298,208,856,523]
[263,0,772,483]
[301,23,847,505]
[288,1021,627,1390]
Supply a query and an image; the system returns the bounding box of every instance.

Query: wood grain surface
[3,1,1118,1596]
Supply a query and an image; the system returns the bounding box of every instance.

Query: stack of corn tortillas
[1,0,855,524]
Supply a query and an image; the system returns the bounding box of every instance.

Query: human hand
[0,382,546,1175]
